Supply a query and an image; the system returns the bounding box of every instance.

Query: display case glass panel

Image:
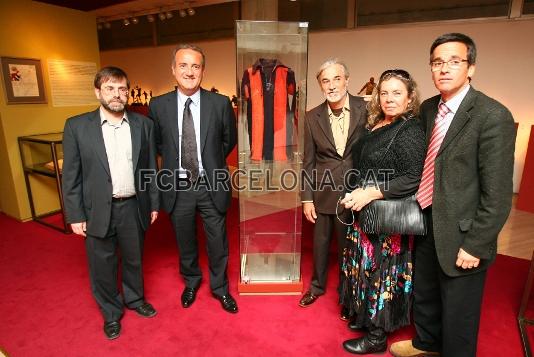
[235,20,308,293]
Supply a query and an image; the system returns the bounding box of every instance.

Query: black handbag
[357,118,427,235]
[359,194,426,235]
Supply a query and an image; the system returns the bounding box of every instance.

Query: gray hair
[171,44,206,68]
[316,58,350,82]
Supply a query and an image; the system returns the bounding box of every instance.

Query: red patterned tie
[417,103,450,209]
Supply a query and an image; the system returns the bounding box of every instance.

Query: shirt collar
[327,93,350,117]
[177,88,201,107]
[440,84,470,114]
[100,107,128,125]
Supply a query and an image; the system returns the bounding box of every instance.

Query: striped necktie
[416,102,450,209]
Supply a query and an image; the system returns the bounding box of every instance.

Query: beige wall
[100,39,237,99]
[0,0,100,219]
[102,18,533,192]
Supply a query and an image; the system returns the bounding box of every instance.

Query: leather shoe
[343,335,387,354]
[181,287,198,308]
[389,340,440,357]
[298,291,318,307]
[340,306,350,321]
[134,302,157,317]
[214,293,238,313]
[103,321,121,340]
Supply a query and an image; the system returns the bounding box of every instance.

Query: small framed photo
[1,56,47,104]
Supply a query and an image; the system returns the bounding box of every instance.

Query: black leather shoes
[135,302,157,317]
[340,306,350,321]
[181,287,198,308]
[298,291,318,307]
[214,293,238,313]
[342,335,387,354]
[103,321,121,340]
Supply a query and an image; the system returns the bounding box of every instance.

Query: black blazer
[62,109,159,238]
[421,87,516,277]
[301,93,367,214]
[148,88,237,213]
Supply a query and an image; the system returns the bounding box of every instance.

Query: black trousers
[170,185,229,296]
[85,198,145,322]
[412,210,487,357]
[310,212,348,296]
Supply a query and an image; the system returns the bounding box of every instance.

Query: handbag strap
[374,118,408,167]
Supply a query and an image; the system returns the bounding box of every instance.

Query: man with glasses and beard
[62,66,159,340]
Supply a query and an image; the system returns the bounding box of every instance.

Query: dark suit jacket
[302,94,367,214]
[62,109,159,238]
[148,88,237,214]
[421,87,516,277]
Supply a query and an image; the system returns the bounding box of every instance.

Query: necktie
[416,102,450,209]
[181,98,199,181]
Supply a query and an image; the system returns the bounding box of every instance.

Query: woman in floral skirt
[339,69,426,354]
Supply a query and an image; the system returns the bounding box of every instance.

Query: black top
[351,116,426,199]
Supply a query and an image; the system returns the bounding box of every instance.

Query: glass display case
[18,132,68,233]
[236,20,308,294]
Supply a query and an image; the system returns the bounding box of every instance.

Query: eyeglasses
[380,69,411,81]
[430,59,468,72]
[101,86,129,96]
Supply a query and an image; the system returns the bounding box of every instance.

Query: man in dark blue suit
[390,33,516,357]
[148,44,238,313]
[62,67,159,340]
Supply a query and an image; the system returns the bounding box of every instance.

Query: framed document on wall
[1,56,46,104]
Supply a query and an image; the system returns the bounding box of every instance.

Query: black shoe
[342,333,387,354]
[103,321,121,340]
[213,293,238,313]
[181,287,197,308]
[340,306,350,321]
[298,291,318,307]
[135,302,157,318]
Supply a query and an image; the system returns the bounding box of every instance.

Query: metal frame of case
[18,132,69,233]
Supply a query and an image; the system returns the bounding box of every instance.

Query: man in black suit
[62,67,159,340]
[148,44,238,313]
[390,33,516,357]
[300,59,367,315]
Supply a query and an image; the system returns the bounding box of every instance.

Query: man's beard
[325,88,347,104]
[100,97,126,113]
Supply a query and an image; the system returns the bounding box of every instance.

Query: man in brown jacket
[300,59,367,318]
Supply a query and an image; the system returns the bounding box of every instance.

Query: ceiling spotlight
[187,7,195,16]
[147,14,155,22]
[97,22,103,30]
[123,18,130,26]
[131,17,139,25]
[158,12,166,21]
[179,9,187,17]
[166,11,173,19]
[104,22,111,29]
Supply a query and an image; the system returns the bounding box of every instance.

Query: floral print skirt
[340,222,414,332]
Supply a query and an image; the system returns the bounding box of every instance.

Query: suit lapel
[438,88,476,155]
[128,112,141,171]
[166,91,180,152]
[88,109,111,177]
[316,101,336,149]
[346,94,364,144]
[199,89,210,153]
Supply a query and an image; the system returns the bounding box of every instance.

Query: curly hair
[366,69,420,128]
